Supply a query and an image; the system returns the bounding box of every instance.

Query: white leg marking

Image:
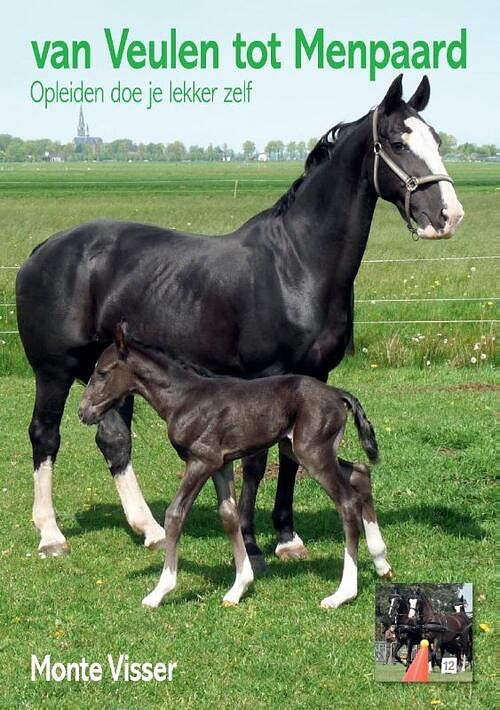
[223,555,254,606]
[320,548,358,609]
[114,463,165,547]
[33,458,68,554]
[142,565,177,608]
[363,518,391,576]
[275,532,306,556]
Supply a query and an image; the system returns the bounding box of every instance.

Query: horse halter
[371,106,454,240]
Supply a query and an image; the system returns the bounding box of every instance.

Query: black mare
[387,592,422,666]
[16,74,464,562]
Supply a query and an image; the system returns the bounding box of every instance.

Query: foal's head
[79,324,134,425]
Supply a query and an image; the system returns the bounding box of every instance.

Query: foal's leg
[273,449,309,561]
[95,396,165,549]
[30,372,73,556]
[142,460,211,608]
[338,458,392,578]
[213,464,254,605]
[239,450,269,572]
[296,443,362,609]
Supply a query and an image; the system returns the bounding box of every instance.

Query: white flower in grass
[470,356,477,364]
[480,353,487,360]
[470,266,476,272]
[362,347,368,353]
[426,360,431,366]
[443,338,448,344]
[474,343,480,350]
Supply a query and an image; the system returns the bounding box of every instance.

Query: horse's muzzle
[78,404,101,426]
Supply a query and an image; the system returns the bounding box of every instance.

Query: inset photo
[375,583,473,682]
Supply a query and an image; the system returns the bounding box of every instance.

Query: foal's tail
[339,391,380,464]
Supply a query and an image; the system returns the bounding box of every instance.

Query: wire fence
[0,256,497,336]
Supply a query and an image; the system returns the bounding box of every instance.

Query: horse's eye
[391,142,406,153]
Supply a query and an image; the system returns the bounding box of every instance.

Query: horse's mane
[272,112,371,216]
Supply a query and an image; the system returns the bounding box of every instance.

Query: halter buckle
[405,176,418,192]
[407,223,420,241]
[373,142,382,155]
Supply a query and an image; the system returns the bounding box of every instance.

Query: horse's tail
[339,390,379,464]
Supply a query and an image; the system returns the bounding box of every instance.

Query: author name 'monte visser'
[31,654,177,682]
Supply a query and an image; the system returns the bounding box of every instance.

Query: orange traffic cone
[402,639,429,682]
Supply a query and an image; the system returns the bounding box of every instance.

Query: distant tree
[205,143,216,161]
[165,141,187,162]
[296,141,307,160]
[307,137,318,152]
[457,142,476,161]
[286,141,298,160]
[438,132,457,156]
[4,139,25,161]
[188,144,205,161]
[265,140,285,160]
[0,134,13,153]
[105,139,136,160]
[221,143,234,161]
[242,140,256,160]
[477,143,498,157]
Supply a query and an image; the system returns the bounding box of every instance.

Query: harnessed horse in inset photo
[16,74,464,566]
[387,591,423,666]
[408,590,473,671]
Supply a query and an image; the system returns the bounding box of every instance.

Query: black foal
[79,324,392,608]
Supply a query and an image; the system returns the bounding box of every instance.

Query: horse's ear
[115,320,128,359]
[407,75,430,112]
[380,74,403,114]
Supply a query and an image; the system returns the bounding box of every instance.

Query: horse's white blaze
[320,548,358,609]
[114,463,165,547]
[33,457,67,551]
[408,597,418,619]
[363,518,391,576]
[388,598,396,617]
[142,566,177,608]
[223,555,254,605]
[402,116,464,236]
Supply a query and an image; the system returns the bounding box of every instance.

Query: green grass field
[375,664,473,683]
[0,162,496,708]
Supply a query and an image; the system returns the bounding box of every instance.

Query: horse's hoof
[222,599,239,608]
[249,554,268,575]
[38,541,70,558]
[275,533,309,561]
[145,537,167,551]
[383,568,394,580]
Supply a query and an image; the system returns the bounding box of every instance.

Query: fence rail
[1,255,496,335]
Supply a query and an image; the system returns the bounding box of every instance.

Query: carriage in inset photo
[375,583,473,682]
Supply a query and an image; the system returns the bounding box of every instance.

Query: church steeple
[74,107,102,151]
[77,106,86,137]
